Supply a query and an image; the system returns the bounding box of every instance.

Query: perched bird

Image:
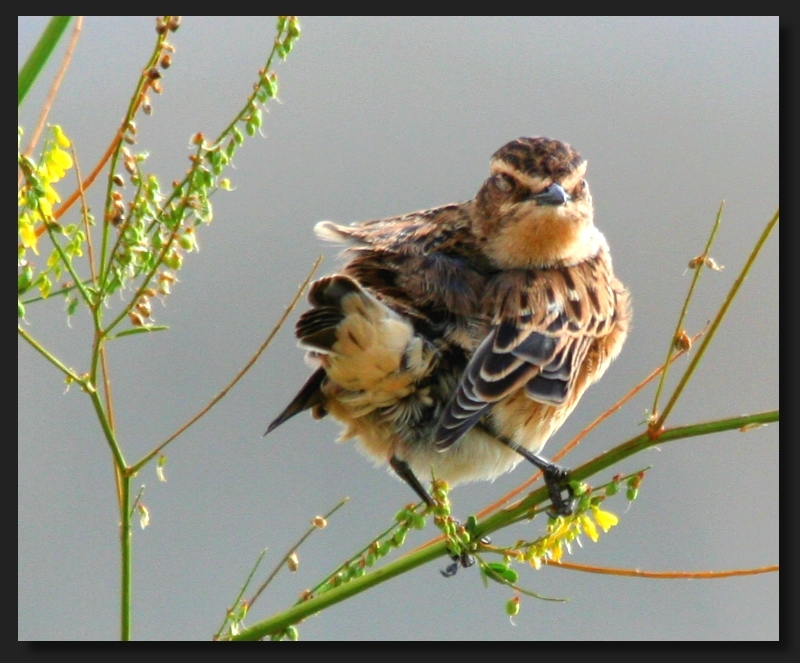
[266,137,630,514]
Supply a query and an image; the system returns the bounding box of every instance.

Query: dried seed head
[673,329,692,352]
[136,296,152,319]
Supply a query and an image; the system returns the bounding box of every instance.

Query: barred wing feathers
[434,257,620,450]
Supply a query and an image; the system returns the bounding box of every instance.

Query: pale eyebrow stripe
[490,159,587,192]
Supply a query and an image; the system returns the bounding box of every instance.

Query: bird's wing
[434,261,617,450]
[314,203,473,256]
[316,205,488,333]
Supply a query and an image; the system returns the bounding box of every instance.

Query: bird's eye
[494,174,514,192]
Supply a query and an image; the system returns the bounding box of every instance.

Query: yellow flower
[19,213,39,255]
[44,146,72,181]
[42,179,61,205]
[37,197,53,219]
[548,517,571,540]
[52,124,71,148]
[591,506,619,532]
[580,514,599,542]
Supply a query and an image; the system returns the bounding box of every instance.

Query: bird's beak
[532,183,571,206]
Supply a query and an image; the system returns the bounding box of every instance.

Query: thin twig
[72,145,97,284]
[214,548,269,640]
[652,208,779,432]
[247,497,349,610]
[73,147,117,431]
[18,325,84,383]
[128,256,322,475]
[300,504,425,602]
[550,561,778,579]
[651,201,724,420]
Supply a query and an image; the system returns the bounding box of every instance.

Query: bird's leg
[389,456,486,577]
[389,455,435,507]
[496,437,574,516]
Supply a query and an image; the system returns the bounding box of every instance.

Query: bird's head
[473,137,605,269]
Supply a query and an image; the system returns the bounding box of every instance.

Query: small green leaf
[484,563,518,585]
[18,264,34,293]
[392,528,407,547]
[110,325,169,339]
[38,275,52,299]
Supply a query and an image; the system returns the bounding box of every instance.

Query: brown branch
[550,561,778,579]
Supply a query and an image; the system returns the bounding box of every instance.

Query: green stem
[44,221,94,308]
[18,325,83,383]
[214,549,269,640]
[230,538,448,640]
[87,388,127,472]
[303,510,413,601]
[484,410,779,533]
[20,278,87,304]
[654,209,779,431]
[120,472,132,640]
[229,409,777,640]
[18,16,73,106]
[652,201,724,418]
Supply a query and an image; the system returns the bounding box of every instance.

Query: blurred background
[19,17,778,640]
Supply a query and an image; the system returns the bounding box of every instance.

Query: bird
[265,136,630,515]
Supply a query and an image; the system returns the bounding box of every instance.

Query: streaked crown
[490,137,585,182]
